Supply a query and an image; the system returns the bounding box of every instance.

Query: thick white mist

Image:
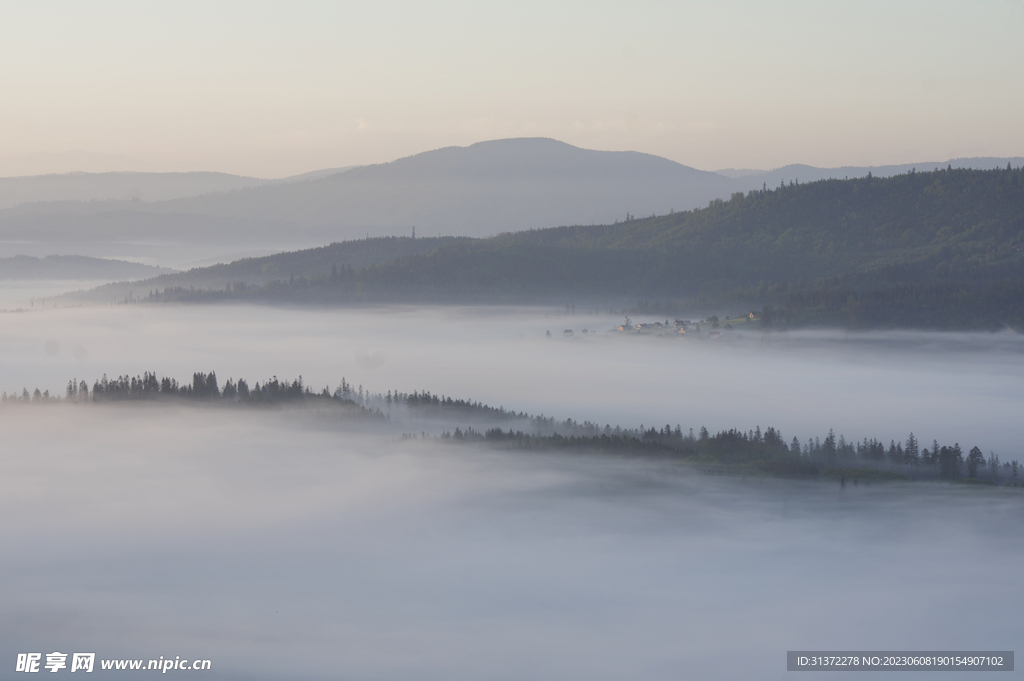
[0,406,1020,680]
[2,304,1023,455]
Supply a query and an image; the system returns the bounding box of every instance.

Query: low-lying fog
[3,303,1023,678]
[4,303,1024,454]
[0,280,114,311]
[1,406,1020,680]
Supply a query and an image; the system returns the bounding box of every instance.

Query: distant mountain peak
[366,136,709,179]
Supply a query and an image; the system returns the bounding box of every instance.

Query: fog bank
[3,304,1023,457]
[0,406,1020,680]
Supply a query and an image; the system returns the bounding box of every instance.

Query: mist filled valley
[5,2,1024,673]
[8,304,1024,453]
[2,303,1022,678]
[2,409,1021,681]
[3,151,1024,681]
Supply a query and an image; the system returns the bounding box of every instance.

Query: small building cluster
[612,313,757,339]
[562,313,757,340]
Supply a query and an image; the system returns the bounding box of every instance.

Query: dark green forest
[85,165,1024,329]
[5,371,1021,487]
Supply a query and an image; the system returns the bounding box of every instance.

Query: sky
[2,0,1023,177]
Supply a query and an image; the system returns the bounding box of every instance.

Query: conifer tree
[905,433,919,468]
[988,453,1000,480]
[967,446,985,478]
[887,440,900,466]
[823,429,837,467]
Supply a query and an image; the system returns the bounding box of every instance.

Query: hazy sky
[2,0,1023,177]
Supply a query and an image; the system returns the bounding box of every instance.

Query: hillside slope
[497,165,1024,281]
[73,166,1024,329]
[71,237,463,295]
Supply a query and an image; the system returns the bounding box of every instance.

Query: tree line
[3,371,381,416]
[433,423,1019,484]
[5,372,1020,486]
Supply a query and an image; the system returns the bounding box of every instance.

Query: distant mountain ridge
[148,138,735,231]
[0,171,265,210]
[1,138,733,227]
[726,157,1024,192]
[0,254,172,280]
[0,166,359,210]
[2,139,1022,270]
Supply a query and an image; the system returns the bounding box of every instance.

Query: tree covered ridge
[339,164,1024,292]
[504,165,1024,261]
[127,165,1024,329]
[6,370,1020,486]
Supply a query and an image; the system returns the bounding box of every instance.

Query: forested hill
[498,164,1024,276]
[72,166,1024,329]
